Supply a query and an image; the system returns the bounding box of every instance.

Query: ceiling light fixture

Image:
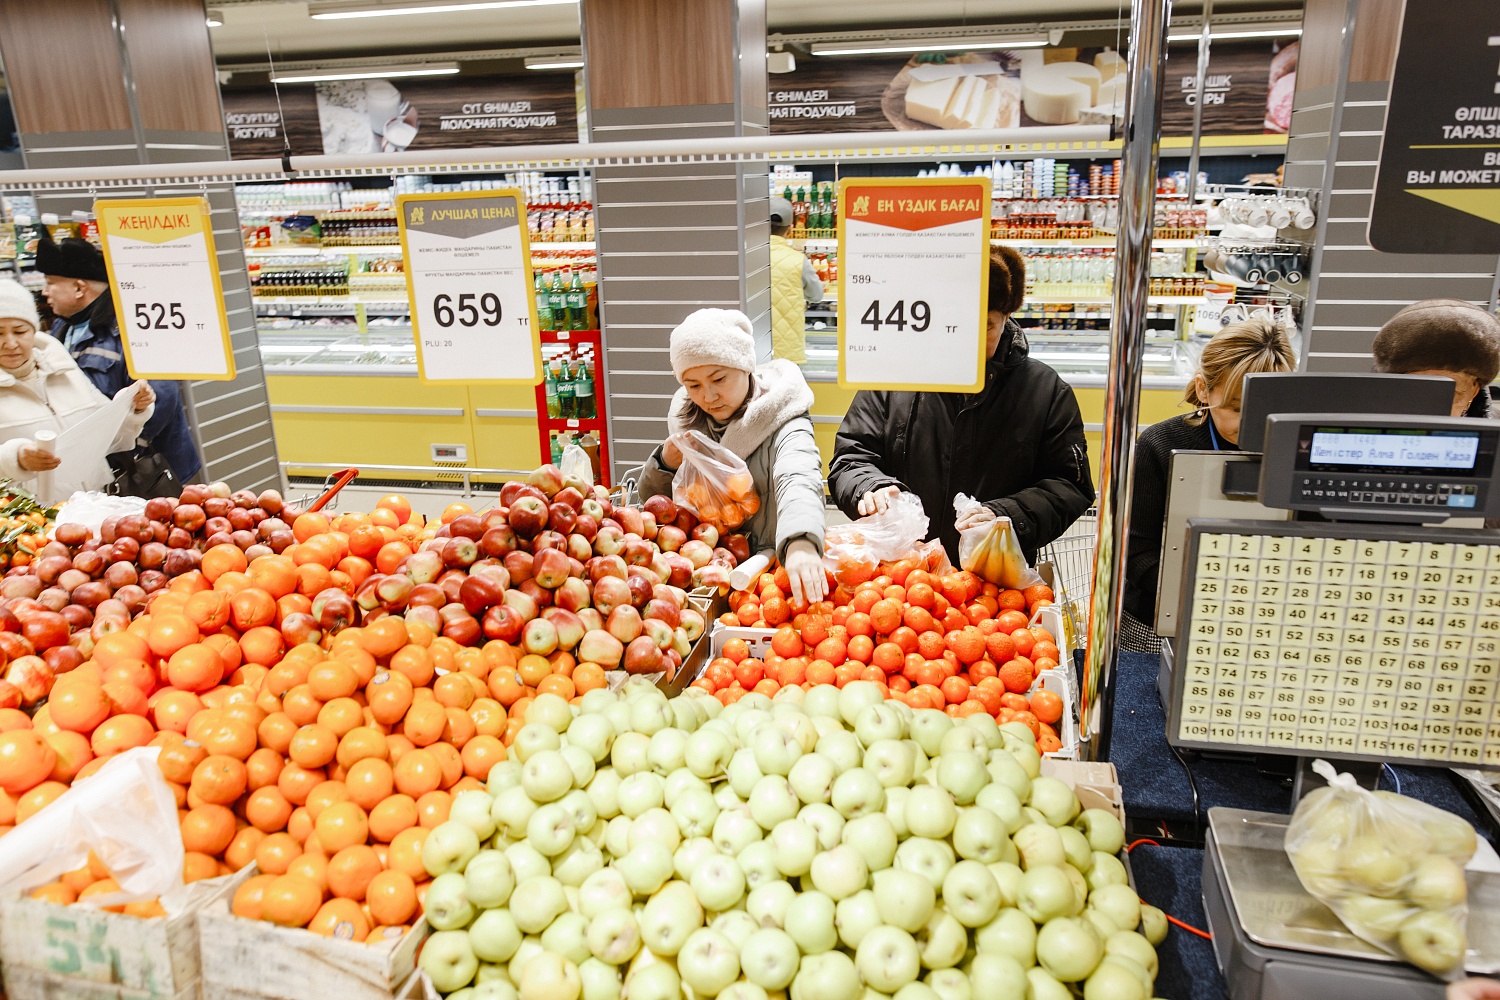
[811,36,1049,56]
[270,62,461,83]
[524,55,585,70]
[1167,26,1302,41]
[309,0,576,18]
[205,9,224,26]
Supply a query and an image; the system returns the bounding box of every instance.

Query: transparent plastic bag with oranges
[669,430,760,533]
[0,746,187,911]
[823,491,930,586]
[953,494,1042,589]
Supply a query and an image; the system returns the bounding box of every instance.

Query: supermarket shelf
[254,299,410,316]
[1024,295,1209,306]
[246,240,596,256]
[801,237,1200,250]
[531,241,597,251]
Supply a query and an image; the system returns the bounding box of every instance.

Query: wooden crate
[0,869,243,1000]
[197,899,429,1000]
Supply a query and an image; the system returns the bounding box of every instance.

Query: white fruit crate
[197,871,428,1000]
[0,866,246,1000]
[709,623,778,659]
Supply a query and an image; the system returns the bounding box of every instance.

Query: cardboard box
[1040,757,1126,824]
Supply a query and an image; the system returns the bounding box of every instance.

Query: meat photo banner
[769,41,1296,136]
[222,72,580,159]
[837,177,992,393]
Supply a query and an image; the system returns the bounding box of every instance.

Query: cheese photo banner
[94,198,236,381]
[837,177,992,392]
[397,189,542,385]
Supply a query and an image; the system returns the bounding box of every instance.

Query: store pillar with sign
[580,0,772,486]
[0,0,280,493]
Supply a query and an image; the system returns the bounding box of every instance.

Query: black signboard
[1369,0,1500,254]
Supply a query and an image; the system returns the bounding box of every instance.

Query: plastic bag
[670,430,760,532]
[1285,759,1477,978]
[953,494,1042,589]
[0,747,187,912]
[560,443,595,490]
[824,492,930,585]
[53,490,145,539]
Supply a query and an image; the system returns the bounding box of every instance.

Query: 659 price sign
[837,178,992,392]
[94,198,236,380]
[397,189,542,385]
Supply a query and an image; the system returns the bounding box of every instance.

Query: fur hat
[35,230,107,282]
[1373,299,1500,384]
[670,308,758,380]
[989,245,1026,315]
[0,279,40,333]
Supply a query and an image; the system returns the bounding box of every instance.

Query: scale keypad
[1176,530,1500,766]
[1296,477,1478,508]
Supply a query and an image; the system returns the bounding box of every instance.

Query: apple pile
[1287,781,1478,975]
[416,680,1167,1000]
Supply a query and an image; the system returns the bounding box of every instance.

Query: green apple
[738,840,780,891]
[754,726,804,777]
[873,868,936,933]
[578,958,621,1000]
[1406,855,1468,910]
[941,725,988,757]
[617,840,674,896]
[942,860,1002,928]
[884,787,912,838]
[748,879,796,929]
[800,802,847,850]
[639,881,703,956]
[836,889,883,948]
[1063,864,1089,916]
[1036,916,1103,982]
[802,685,842,721]
[1088,884,1141,936]
[542,912,593,967]
[669,788,720,839]
[893,984,941,1000]
[663,769,708,809]
[985,751,1032,800]
[626,808,680,855]
[987,861,1024,908]
[905,785,958,839]
[909,710,954,757]
[507,938,544,989]
[623,957,680,1000]
[515,723,563,764]
[894,836,956,889]
[962,713,1004,750]
[789,752,839,804]
[493,786,541,841]
[1084,909,1120,942]
[1082,959,1147,1000]
[1398,909,1466,974]
[566,714,615,763]
[425,819,483,876]
[450,789,498,841]
[487,760,523,796]
[815,730,864,775]
[915,906,968,970]
[520,951,581,1000]
[771,818,819,877]
[562,745,598,790]
[1340,894,1411,942]
[617,772,665,819]
[843,813,899,871]
[854,702,908,745]
[527,802,577,857]
[713,805,762,855]
[473,980,520,1000]
[646,727,687,774]
[1088,852,1129,891]
[968,953,1029,1000]
[841,681,888,728]
[504,841,551,885]
[865,739,917,789]
[585,768,622,821]
[1018,866,1076,923]
[857,926,922,993]
[750,774,802,830]
[810,844,870,901]
[1105,930,1159,977]
[464,850,515,910]
[423,929,480,993]
[1422,813,1479,862]
[1027,777,1081,827]
[1012,823,1066,870]
[469,908,523,964]
[425,872,475,931]
[833,767,887,820]
[528,692,573,733]
[1075,809,1125,855]
[510,875,567,934]
[935,751,989,805]
[1026,967,1073,1000]
[728,748,764,799]
[689,852,746,912]
[924,967,972,1000]
[973,907,1036,966]
[678,928,741,996]
[522,749,575,803]
[1339,835,1411,895]
[785,889,839,954]
[1290,840,1345,899]
[975,783,1026,835]
[791,951,861,1000]
[587,908,642,965]
[683,728,734,781]
[1139,904,1168,946]
[1059,826,1094,874]
[741,927,801,990]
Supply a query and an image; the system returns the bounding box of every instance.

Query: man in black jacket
[828,247,1094,565]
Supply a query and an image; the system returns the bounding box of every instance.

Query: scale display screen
[1298,425,1495,477]
[1168,520,1500,769]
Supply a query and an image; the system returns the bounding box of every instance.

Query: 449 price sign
[397,189,542,385]
[94,198,236,380]
[836,178,992,392]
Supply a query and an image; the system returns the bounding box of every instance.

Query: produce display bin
[197,889,428,1000]
[0,868,245,1000]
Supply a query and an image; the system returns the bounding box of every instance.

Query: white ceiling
[209,0,1271,63]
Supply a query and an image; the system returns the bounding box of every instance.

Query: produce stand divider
[0,865,247,1000]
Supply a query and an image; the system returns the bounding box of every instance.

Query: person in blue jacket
[35,232,203,492]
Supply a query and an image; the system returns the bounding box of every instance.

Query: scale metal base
[1203,807,1500,998]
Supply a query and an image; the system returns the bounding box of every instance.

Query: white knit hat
[0,280,39,333]
[670,308,758,380]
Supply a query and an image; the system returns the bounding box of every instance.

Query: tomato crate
[197,873,428,1000]
[0,867,245,1000]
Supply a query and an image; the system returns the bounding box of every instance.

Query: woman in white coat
[0,280,154,494]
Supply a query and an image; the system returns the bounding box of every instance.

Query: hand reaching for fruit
[783,538,828,606]
[662,437,682,471]
[857,485,901,517]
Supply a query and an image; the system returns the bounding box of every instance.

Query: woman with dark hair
[828,246,1094,566]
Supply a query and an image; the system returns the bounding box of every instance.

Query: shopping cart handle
[307,468,358,512]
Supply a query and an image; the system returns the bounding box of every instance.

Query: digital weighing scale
[1160,410,1500,994]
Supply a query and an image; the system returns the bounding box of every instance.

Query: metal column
[1081,0,1175,761]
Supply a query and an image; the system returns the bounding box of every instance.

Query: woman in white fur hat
[0,279,154,495]
[638,308,829,606]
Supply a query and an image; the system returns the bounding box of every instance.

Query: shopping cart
[1034,507,1098,653]
[288,468,359,515]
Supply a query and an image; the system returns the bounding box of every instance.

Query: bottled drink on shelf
[545,361,561,418]
[535,270,555,331]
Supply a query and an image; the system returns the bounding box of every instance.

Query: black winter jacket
[828,322,1095,565]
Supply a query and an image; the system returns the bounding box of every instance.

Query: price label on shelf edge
[397,189,542,385]
[836,177,992,392]
[94,198,235,381]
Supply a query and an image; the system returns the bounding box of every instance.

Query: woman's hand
[857,485,901,516]
[131,380,155,414]
[1449,979,1500,1000]
[17,445,60,472]
[784,538,828,607]
[956,503,998,533]
[662,438,682,471]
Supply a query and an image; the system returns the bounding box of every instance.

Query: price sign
[837,177,991,392]
[397,189,541,385]
[94,198,235,380]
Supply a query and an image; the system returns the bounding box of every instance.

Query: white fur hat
[670,308,758,380]
[0,280,40,333]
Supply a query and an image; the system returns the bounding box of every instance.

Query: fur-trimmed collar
[667,359,814,459]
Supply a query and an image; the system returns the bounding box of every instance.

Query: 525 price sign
[837,177,991,392]
[398,188,542,385]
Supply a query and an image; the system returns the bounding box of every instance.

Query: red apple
[626,573,655,610]
[593,526,625,558]
[5,655,54,701]
[664,555,694,590]
[409,583,447,609]
[615,506,644,536]
[112,586,147,615]
[500,481,527,507]
[680,540,714,569]
[22,612,69,651]
[258,490,285,515]
[623,538,654,567]
[376,574,415,611]
[0,578,40,601]
[0,681,19,710]
[657,526,687,553]
[548,503,578,536]
[256,517,288,541]
[674,509,700,533]
[59,605,92,633]
[554,577,593,613]
[480,605,524,643]
[449,514,485,540]
[593,577,632,618]
[642,618,675,650]
[680,608,706,641]
[439,571,466,605]
[644,599,681,629]
[460,574,508,616]
[280,613,321,647]
[542,608,585,650]
[581,498,606,522]
[480,526,518,557]
[138,571,168,593]
[588,555,628,583]
[502,588,539,622]
[623,635,664,675]
[554,487,585,512]
[167,527,194,550]
[607,605,644,644]
[173,504,207,532]
[444,537,479,568]
[202,496,230,518]
[578,629,624,669]
[694,564,731,590]
[503,551,534,585]
[527,464,565,498]
[313,588,356,632]
[518,579,553,609]
[692,524,720,548]
[571,515,599,543]
[405,550,444,585]
[533,548,571,590]
[566,533,593,564]
[578,608,604,633]
[143,496,175,521]
[404,605,441,635]
[643,495,678,526]
[641,512,658,541]
[508,496,549,538]
[443,613,482,647]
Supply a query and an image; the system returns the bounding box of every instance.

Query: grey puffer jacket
[639,359,826,561]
